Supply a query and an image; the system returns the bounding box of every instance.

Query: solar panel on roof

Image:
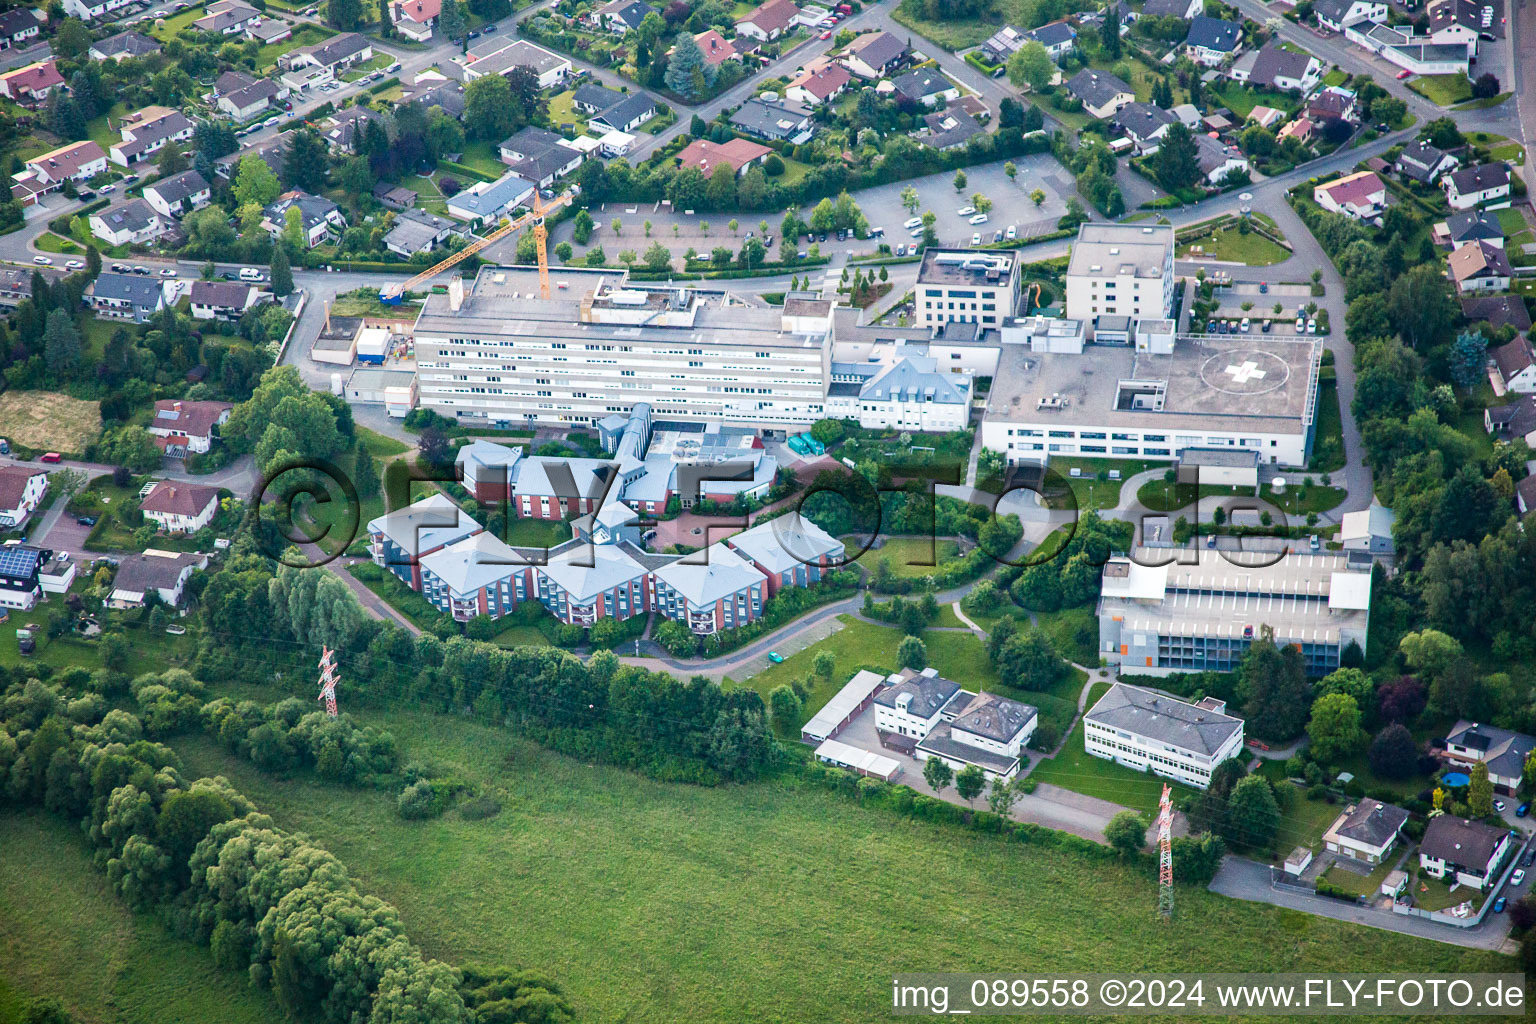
[0,546,41,577]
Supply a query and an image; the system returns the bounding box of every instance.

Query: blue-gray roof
[91,271,163,306]
[1185,14,1242,51]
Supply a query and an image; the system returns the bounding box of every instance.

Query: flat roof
[814,738,902,779]
[802,669,886,741]
[1067,222,1174,279]
[986,334,1321,433]
[916,248,1019,287]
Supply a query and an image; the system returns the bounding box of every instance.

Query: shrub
[397,779,440,819]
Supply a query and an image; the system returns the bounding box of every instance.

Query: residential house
[140,482,221,534]
[385,208,458,257]
[1277,116,1316,144]
[920,105,984,151]
[651,543,768,634]
[400,77,466,118]
[148,399,233,455]
[730,96,814,143]
[979,25,1028,64]
[1444,163,1511,210]
[1240,42,1322,92]
[1194,133,1249,184]
[89,199,167,247]
[188,280,259,321]
[1112,102,1178,154]
[1142,0,1201,19]
[86,272,169,323]
[1323,799,1410,864]
[419,532,536,621]
[1065,68,1134,119]
[0,466,47,529]
[0,267,62,310]
[585,0,657,33]
[1308,86,1358,122]
[724,514,842,596]
[1426,0,1489,52]
[674,137,772,177]
[89,31,162,61]
[107,551,209,608]
[1183,15,1244,66]
[1419,816,1512,891]
[691,29,740,66]
[262,191,346,248]
[1314,0,1387,30]
[917,688,1038,781]
[1440,209,1503,249]
[537,540,652,626]
[1447,239,1512,294]
[214,71,287,120]
[840,30,907,79]
[445,170,535,222]
[572,84,658,132]
[143,170,211,219]
[247,17,293,45]
[1485,395,1536,446]
[109,107,195,167]
[1246,104,1286,130]
[1025,21,1077,60]
[319,106,380,154]
[1340,503,1396,558]
[1083,683,1245,789]
[462,38,571,88]
[0,60,63,105]
[1462,295,1531,333]
[1395,138,1458,184]
[389,0,440,42]
[735,0,802,41]
[281,32,373,74]
[1490,336,1536,394]
[1313,170,1388,223]
[498,125,584,188]
[0,9,41,50]
[214,136,288,180]
[64,0,134,20]
[0,544,47,610]
[1443,720,1536,792]
[192,0,262,35]
[786,63,851,105]
[1517,475,1536,520]
[892,68,959,108]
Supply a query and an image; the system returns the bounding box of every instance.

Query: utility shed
[801,669,885,743]
[813,738,902,781]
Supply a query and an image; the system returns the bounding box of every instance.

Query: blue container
[1440,772,1471,788]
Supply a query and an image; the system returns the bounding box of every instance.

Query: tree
[1240,635,1310,742]
[1100,1,1122,57]
[1373,96,1407,128]
[1104,810,1146,857]
[270,246,293,297]
[464,74,515,141]
[1448,330,1487,390]
[897,634,927,670]
[233,154,281,210]
[923,755,953,796]
[1003,161,1017,182]
[1472,72,1500,99]
[643,241,671,271]
[1367,723,1418,780]
[986,777,1017,817]
[665,31,709,99]
[53,17,92,58]
[85,245,101,279]
[1306,692,1364,764]
[438,0,466,39]
[954,764,986,807]
[327,0,363,29]
[1154,122,1200,191]
[952,169,967,192]
[812,649,835,681]
[42,308,82,377]
[971,193,993,216]
[1468,761,1494,818]
[1006,41,1055,92]
[900,185,919,213]
[1031,188,1046,206]
[1388,262,1455,348]
[1225,775,1280,849]
[768,684,802,730]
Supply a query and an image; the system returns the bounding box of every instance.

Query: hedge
[437,158,497,183]
[50,198,108,235]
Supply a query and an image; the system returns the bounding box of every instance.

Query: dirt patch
[0,390,100,453]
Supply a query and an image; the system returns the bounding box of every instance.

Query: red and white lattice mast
[317,646,339,719]
[1157,783,1174,921]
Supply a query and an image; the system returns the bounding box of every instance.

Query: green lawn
[1322,68,1348,88]
[1177,225,1290,266]
[1042,457,1155,511]
[1135,477,1253,513]
[1410,866,1488,913]
[33,232,82,255]
[546,89,589,133]
[148,5,206,39]
[455,139,509,179]
[1204,81,1299,119]
[842,535,960,578]
[1320,858,1396,897]
[502,516,572,548]
[0,810,286,1024]
[1310,375,1345,474]
[356,424,410,458]
[1495,207,1528,235]
[1408,73,1473,106]
[340,51,393,82]
[1258,481,1348,516]
[1027,682,1201,814]
[160,708,1508,1024]
[256,24,334,70]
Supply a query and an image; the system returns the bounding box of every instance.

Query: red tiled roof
[140,481,220,517]
[789,62,850,99]
[151,399,232,439]
[0,60,63,95]
[738,0,801,34]
[0,465,42,512]
[1316,171,1384,208]
[391,0,441,22]
[674,137,771,175]
[693,29,738,65]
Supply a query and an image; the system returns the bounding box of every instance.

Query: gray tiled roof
[91,271,163,305]
[1067,68,1133,108]
[1185,14,1242,51]
[1445,720,1536,780]
[873,667,961,719]
[148,169,209,206]
[1331,798,1409,848]
[1085,683,1242,756]
[1420,815,1509,870]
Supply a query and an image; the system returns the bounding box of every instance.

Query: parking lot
[552,154,1080,264]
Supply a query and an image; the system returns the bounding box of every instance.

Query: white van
[239,267,263,282]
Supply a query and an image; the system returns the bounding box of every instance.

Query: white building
[1441,720,1536,793]
[916,249,1021,331]
[1097,547,1372,677]
[139,481,221,533]
[1419,816,1512,891]
[1323,799,1409,864]
[1083,683,1244,789]
[916,690,1037,781]
[1064,223,1175,338]
[1444,164,1511,211]
[873,667,963,739]
[825,354,972,432]
[0,466,47,529]
[108,551,209,608]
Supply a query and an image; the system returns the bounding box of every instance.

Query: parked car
[1523,848,1534,866]
[971,232,981,245]
[100,184,115,193]
[31,256,51,265]
[1240,317,1250,332]
[1306,319,1317,334]
[968,213,988,225]
[1494,799,1506,812]
[1295,316,1305,331]
[1518,802,1531,818]
[768,652,784,663]
[1309,535,1320,551]
[909,227,923,238]
[894,243,906,256]
[1261,319,1272,332]
[159,267,176,277]
[903,216,922,229]
[132,265,150,275]
[76,190,94,201]
[992,229,1002,243]
[112,263,128,272]
[76,515,96,527]
[1494,896,1507,913]
[1005,225,1017,240]
[39,452,60,463]
[122,174,138,184]
[956,205,975,216]
[1396,69,1412,79]
[65,260,84,269]
[1513,869,1526,886]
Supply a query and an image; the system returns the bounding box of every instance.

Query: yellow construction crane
[378,191,574,305]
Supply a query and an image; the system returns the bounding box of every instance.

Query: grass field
[1320,858,1395,897]
[1258,481,1348,516]
[1408,73,1473,106]
[1177,225,1290,266]
[1042,456,1155,511]
[0,810,284,1024]
[32,232,82,255]
[0,391,99,453]
[1135,476,1252,513]
[163,708,1509,1024]
[843,535,960,578]
[502,516,571,548]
